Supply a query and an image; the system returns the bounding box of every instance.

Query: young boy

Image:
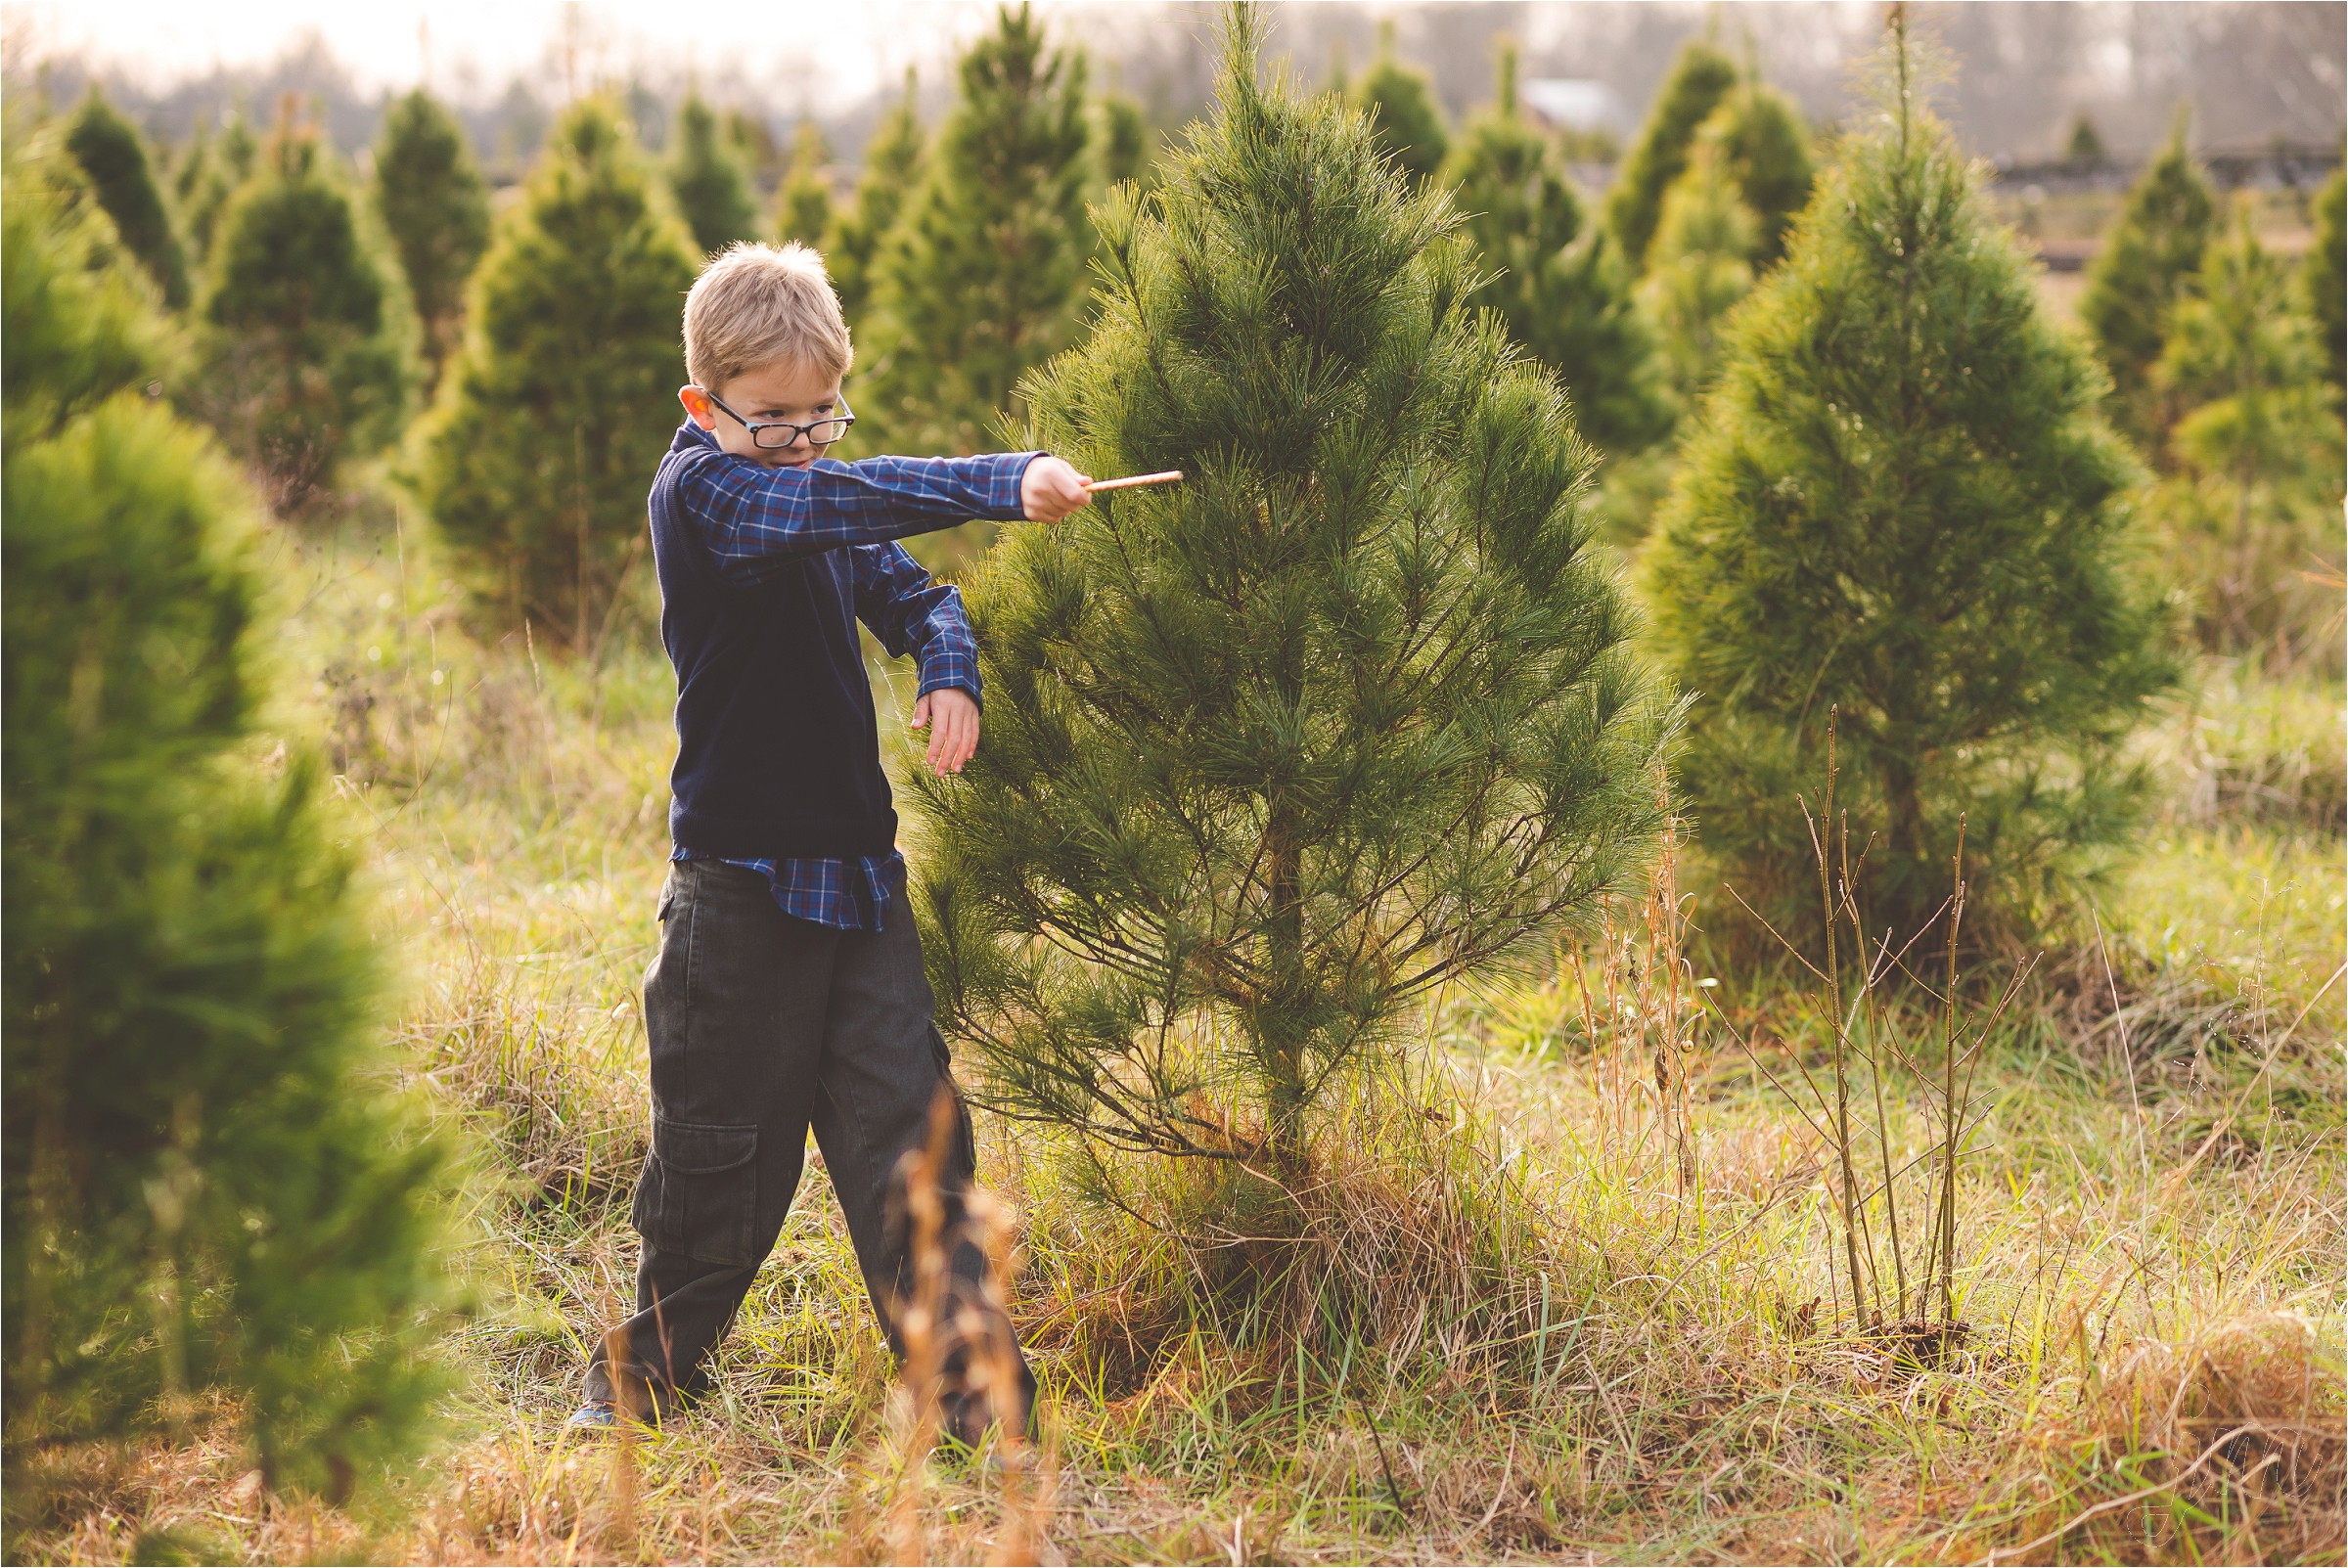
[574,242,1092,1440]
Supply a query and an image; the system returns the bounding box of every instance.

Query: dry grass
[9,524,2341,1566]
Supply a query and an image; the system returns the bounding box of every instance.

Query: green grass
[13,519,2342,1566]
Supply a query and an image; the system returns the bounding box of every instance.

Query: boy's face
[678,358,845,469]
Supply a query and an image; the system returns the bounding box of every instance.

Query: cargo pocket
[632,1116,759,1267]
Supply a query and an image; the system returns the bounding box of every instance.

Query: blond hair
[681,242,853,391]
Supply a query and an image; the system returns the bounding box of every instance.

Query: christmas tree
[773,119,833,247]
[195,106,416,515]
[2077,116,2215,447]
[1643,14,2174,945]
[1637,137,1758,400]
[3,127,444,1502]
[822,71,924,324]
[372,88,491,377]
[64,90,189,308]
[411,97,700,647]
[863,3,1092,456]
[666,92,759,255]
[176,110,257,267]
[1440,42,1671,455]
[1606,38,1738,272]
[1099,92,1151,187]
[2309,166,2345,390]
[1353,20,1448,186]
[2150,205,2343,656]
[1695,80,1813,266]
[910,11,1675,1168]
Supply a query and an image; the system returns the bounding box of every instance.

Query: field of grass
[14,509,2343,1567]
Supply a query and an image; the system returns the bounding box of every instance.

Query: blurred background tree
[1637,137,1759,402]
[666,91,759,255]
[1605,38,1738,272]
[1352,18,1448,186]
[372,88,491,382]
[1098,91,1151,188]
[821,70,924,325]
[2077,116,2217,450]
[1439,41,1671,457]
[194,101,417,517]
[174,109,257,269]
[862,3,1093,458]
[772,119,833,248]
[2,125,445,1511]
[64,89,190,308]
[1644,17,2175,949]
[2308,166,2345,390]
[410,97,700,649]
[1693,78,1814,267]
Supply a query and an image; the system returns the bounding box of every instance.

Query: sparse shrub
[2078,116,2217,449]
[910,9,1677,1173]
[863,3,1093,456]
[667,92,759,255]
[411,97,700,647]
[1440,42,1672,456]
[1,132,445,1506]
[194,107,417,516]
[1605,38,1738,272]
[65,90,189,308]
[1644,16,2177,949]
[373,88,491,376]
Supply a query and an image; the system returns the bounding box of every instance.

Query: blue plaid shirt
[664,438,1037,932]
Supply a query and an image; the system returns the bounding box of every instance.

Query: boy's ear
[679,385,715,429]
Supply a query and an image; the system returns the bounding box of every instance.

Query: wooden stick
[1083,470,1184,492]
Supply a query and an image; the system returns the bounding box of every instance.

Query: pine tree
[1638,138,1758,400]
[64,90,190,308]
[2308,166,2345,390]
[195,108,417,515]
[2150,204,2343,655]
[2077,116,2215,446]
[1099,91,1151,187]
[373,88,491,376]
[666,92,759,255]
[863,4,1091,457]
[179,110,257,268]
[773,119,833,247]
[2065,113,2106,165]
[1440,42,1672,455]
[822,71,924,324]
[1606,38,1738,272]
[1643,16,2175,947]
[1697,80,1813,266]
[909,10,1675,1168]
[1353,20,1448,186]
[3,126,444,1502]
[411,97,700,647]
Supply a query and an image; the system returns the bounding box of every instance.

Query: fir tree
[2077,116,2215,446]
[864,4,1091,457]
[2150,205,2343,654]
[1638,138,1758,400]
[822,71,924,324]
[1697,80,1813,266]
[1606,38,1738,272]
[373,88,491,376]
[773,119,833,247]
[64,90,189,308]
[2065,113,2105,164]
[1643,16,2175,946]
[411,98,700,647]
[1353,20,1448,186]
[1440,42,1672,454]
[2308,166,2345,390]
[2,127,444,1501]
[910,10,1676,1167]
[196,109,416,515]
[666,92,759,255]
[724,109,783,193]
[1099,91,1151,187]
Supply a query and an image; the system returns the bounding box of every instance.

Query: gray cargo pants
[582,856,1033,1437]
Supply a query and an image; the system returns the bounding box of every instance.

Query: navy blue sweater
[647,422,1035,859]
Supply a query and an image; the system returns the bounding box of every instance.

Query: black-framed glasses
[701,388,855,450]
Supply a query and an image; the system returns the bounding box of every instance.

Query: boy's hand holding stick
[1020,459,1183,523]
